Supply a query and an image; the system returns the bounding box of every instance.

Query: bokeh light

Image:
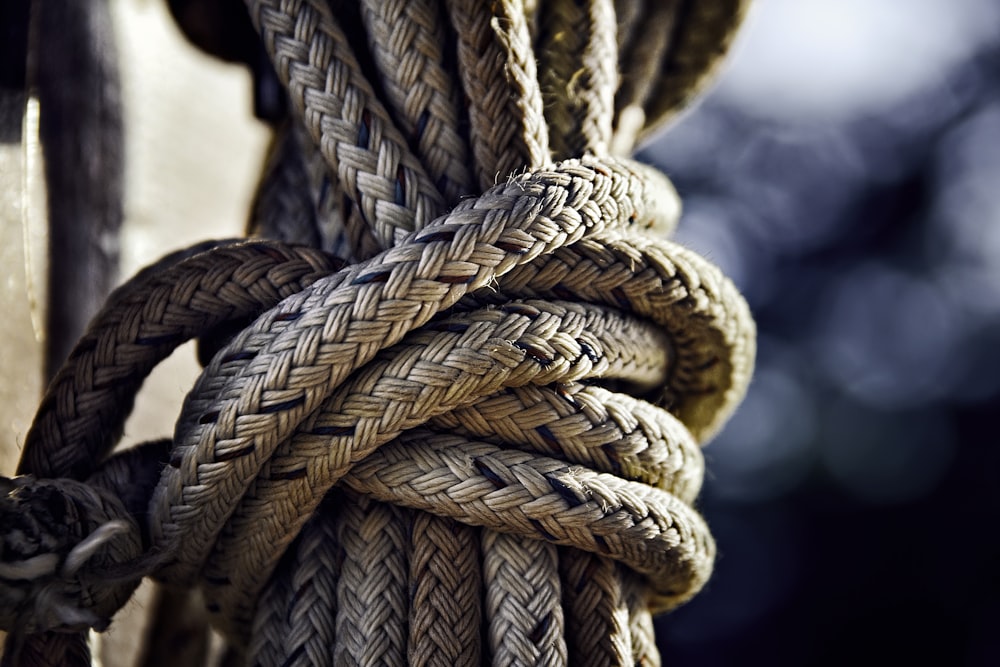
[645,0,1000,662]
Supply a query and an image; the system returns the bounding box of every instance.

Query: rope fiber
[1,0,754,665]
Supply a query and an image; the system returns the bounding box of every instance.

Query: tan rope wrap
[2,1,754,665]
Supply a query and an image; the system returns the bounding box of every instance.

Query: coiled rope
[1,0,754,665]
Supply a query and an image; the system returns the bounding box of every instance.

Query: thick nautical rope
[1,1,753,665]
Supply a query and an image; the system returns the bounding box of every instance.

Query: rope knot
[0,476,141,635]
[5,0,756,662]
[128,155,755,646]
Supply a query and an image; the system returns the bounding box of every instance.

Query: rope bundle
[1,1,754,665]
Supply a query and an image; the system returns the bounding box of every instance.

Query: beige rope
[17,242,344,481]
[334,493,411,666]
[447,3,571,651]
[198,298,673,637]
[246,531,294,666]
[359,0,474,203]
[248,0,446,245]
[447,0,551,190]
[483,531,567,665]
[2,1,755,664]
[625,570,661,667]
[152,157,679,585]
[407,513,481,666]
[436,383,704,497]
[284,494,341,667]
[537,0,618,159]
[560,550,632,665]
[345,430,714,608]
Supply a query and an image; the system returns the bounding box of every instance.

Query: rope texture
[1,0,754,664]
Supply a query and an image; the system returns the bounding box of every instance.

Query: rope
[447,0,550,191]
[537,0,617,159]
[406,512,481,666]
[1,1,755,664]
[359,0,475,203]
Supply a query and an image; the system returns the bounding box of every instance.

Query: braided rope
[199,298,672,636]
[407,513,481,666]
[2,1,754,664]
[447,2,577,647]
[284,495,341,667]
[360,0,474,203]
[246,536,294,666]
[335,493,411,665]
[152,158,677,584]
[625,571,661,666]
[248,0,446,245]
[17,242,345,481]
[537,0,618,159]
[483,531,567,665]
[560,550,632,665]
[436,383,704,498]
[447,0,551,190]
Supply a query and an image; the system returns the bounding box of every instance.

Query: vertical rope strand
[294,121,382,262]
[281,495,341,667]
[483,531,568,666]
[245,0,446,246]
[625,573,661,667]
[247,554,293,667]
[560,550,632,666]
[537,0,618,159]
[446,0,551,190]
[360,0,474,204]
[334,493,411,666]
[407,513,482,667]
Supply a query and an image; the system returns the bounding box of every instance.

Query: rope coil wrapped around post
[1,0,755,665]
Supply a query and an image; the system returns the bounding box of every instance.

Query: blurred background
[646,1,1000,664]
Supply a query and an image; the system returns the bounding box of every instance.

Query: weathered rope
[537,0,618,159]
[2,1,754,665]
[359,0,475,203]
[17,242,346,481]
[156,159,680,582]
[448,0,550,192]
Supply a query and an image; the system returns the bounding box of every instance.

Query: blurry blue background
[645,1,1000,664]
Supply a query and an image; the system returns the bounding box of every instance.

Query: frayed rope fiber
[1,0,754,665]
